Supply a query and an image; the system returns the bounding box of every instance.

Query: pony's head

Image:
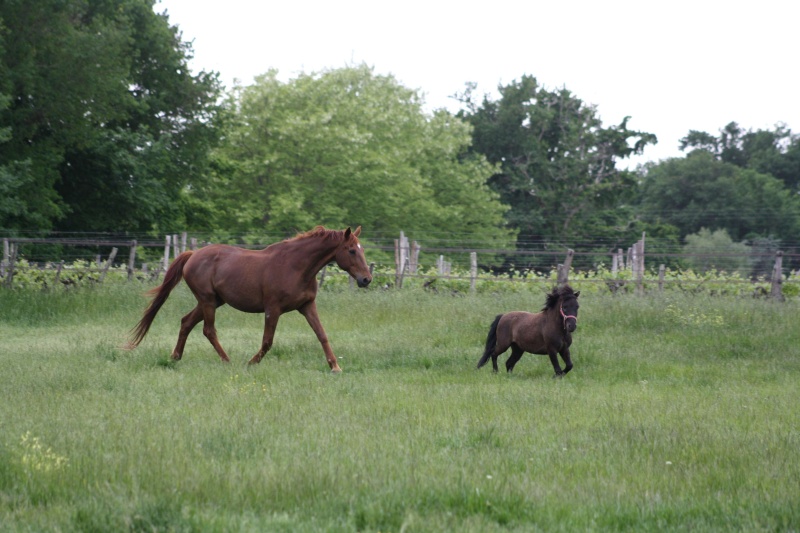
[334,226,372,288]
[545,285,580,332]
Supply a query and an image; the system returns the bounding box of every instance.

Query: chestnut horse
[477,285,580,377]
[127,226,372,372]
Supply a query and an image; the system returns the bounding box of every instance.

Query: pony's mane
[285,226,344,244]
[542,285,577,311]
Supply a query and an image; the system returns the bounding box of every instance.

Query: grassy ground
[0,284,798,532]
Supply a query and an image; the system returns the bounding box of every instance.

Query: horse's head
[559,288,580,332]
[335,226,372,288]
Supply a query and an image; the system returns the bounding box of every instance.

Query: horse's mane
[542,285,577,311]
[286,226,344,243]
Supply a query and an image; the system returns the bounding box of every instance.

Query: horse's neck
[281,236,339,277]
[546,305,563,329]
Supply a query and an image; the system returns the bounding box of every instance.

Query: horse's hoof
[331,367,342,374]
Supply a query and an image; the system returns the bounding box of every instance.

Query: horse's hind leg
[200,302,231,362]
[171,306,204,360]
[505,345,524,373]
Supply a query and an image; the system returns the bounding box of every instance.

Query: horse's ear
[353,226,362,237]
[344,227,352,239]
[575,291,580,298]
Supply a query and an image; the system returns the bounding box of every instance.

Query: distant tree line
[2,1,799,275]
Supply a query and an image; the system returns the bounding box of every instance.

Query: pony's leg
[200,302,231,362]
[298,301,341,373]
[505,345,524,373]
[171,306,204,360]
[248,310,281,365]
[560,347,573,375]
[491,339,513,372]
[548,349,565,377]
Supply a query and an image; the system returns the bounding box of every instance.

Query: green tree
[680,122,800,193]
[208,65,514,248]
[456,76,657,262]
[637,151,800,244]
[683,228,750,274]
[0,0,222,233]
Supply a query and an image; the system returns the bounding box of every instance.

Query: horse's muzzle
[357,276,372,288]
[566,321,577,333]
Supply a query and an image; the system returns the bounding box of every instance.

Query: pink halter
[560,306,577,329]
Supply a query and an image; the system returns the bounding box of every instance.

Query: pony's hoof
[331,367,343,374]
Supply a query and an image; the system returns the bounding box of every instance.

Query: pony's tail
[125,251,193,349]
[477,314,503,369]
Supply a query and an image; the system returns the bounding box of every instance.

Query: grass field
[0,283,798,532]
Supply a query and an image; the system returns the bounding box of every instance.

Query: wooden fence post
[658,264,665,293]
[4,243,17,289]
[180,232,187,254]
[635,235,645,295]
[557,249,574,287]
[470,252,478,294]
[438,255,450,276]
[1,238,8,278]
[127,240,137,281]
[163,235,171,272]
[99,247,118,284]
[395,232,410,288]
[410,241,420,274]
[770,251,784,301]
[172,234,179,260]
[55,260,64,286]
[190,237,198,250]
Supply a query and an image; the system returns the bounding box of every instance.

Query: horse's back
[183,245,270,312]
[183,245,252,281]
[501,311,550,354]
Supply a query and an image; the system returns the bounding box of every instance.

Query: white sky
[155,0,799,167]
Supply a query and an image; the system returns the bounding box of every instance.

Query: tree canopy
[456,75,658,260]
[637,150,800,244]
[206,65,514,247]
[2,1,798,273]
[0,0,223,234]
[680,121,800,194]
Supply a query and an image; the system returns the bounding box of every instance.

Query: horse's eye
[349,249,356,255]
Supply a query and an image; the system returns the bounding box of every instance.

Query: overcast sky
[155,0,799,167]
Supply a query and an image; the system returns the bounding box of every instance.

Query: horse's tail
[477,314,503,369]
[126,251,193,349]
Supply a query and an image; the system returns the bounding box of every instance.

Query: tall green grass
[0,285,798,531]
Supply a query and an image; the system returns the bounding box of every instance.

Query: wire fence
[2,232,798,299]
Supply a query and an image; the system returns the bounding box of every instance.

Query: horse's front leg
[298,301,341,373]
[547,349,565,378]
[560,347,573,376]
[248,309,281,365]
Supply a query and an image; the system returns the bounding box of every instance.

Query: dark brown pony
[477,285,580,377]
[127,226,372,372]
